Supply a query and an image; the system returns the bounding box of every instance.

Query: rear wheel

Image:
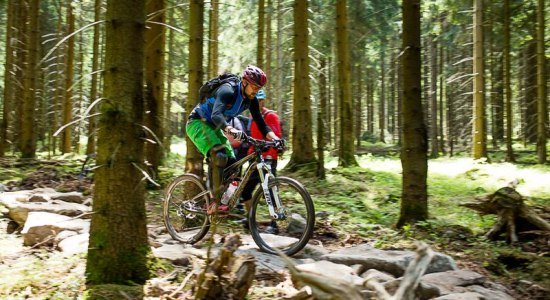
[249,177,315,256]
[163,174,210,244]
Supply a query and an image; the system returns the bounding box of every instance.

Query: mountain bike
[163,136,315,256]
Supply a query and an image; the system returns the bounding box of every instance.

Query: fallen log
[461,186,550,243]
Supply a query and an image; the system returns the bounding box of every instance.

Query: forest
[0,0,548,299]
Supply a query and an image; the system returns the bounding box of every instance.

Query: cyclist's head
[256,89,267,100]
[242,65,267,87]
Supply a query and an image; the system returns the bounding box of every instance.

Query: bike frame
[212,140,284,219]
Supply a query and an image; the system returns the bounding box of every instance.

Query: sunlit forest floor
[0,139,549,299]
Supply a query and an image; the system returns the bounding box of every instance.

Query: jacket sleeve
[210,84,234,130]
[249,98,272,136]
[264,112,281,138]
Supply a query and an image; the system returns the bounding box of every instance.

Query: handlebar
[238,133,287,152]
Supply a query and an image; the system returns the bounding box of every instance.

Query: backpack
[198,73,240,101]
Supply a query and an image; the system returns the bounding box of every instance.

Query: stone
[465,285,515,300]
[287,213,307,234]
[28,194,50,202]
[51,192,85,204]
[21,212,90,247]
[421,270,486,289]
[321,243,457,277]
[433,292,485,299]
[4,199,91,225]
[152,244,191,266]
[296,260,364,286]
[58,233,89,255]
[361,269,395,283]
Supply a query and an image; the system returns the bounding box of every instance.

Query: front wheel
[249,177,315,256]
[163,174,210,244]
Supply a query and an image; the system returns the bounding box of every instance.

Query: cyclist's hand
[227,128,246,141]
[274,139,287,152]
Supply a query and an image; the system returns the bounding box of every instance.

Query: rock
[21,212,90,247]
[4,199,91,226]
[421,270,486,290]
[321,243,458,277]
[28,194,50,202]
[383,278,442,299]
[57,233,89,255]
[51,192,85,204]
[55,230,78,243]
[287,213,307,234]
[433,292,485,299]
[465,285,515,300]
[361,269,395,283]
[296,260,364,286]
[152,244,191,266]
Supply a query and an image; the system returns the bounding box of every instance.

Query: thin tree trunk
[86,0,101,155]
[472,0,487,159]
[379,47,386,143]
[86,0,150,285]
[356,64,363,148]
[429,34,438,158]
[503,0,515,162]
[185,0,205,176]
[336,0,357,167]
[144,0,166,177]
[287,0,316,171]
[207,0,218,78]
[1,0,15,156]
[257,0,265,69]
[21,0,40,158]
[61,0,75,154]
[536,0,547,163]
[397,0,428,228]
[265,0,273,93]
[317,57,327,179]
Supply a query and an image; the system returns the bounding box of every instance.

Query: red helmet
[242,65,267,87]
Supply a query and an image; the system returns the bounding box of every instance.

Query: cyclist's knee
[209,145,228,167]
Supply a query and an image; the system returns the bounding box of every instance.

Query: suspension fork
[257,161,283,219]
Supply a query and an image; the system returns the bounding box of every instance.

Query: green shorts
[186,119,235,158]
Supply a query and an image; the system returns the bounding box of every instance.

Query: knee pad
[209,146,228,167]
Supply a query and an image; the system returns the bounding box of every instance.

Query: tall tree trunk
[336,0,357,167]
[265,0,273,93]
[327,55,332,146]
[257,0,265,69]
[379,47,386,143]
[429,34,438,158]
[207,0,219,78]
[317,57,328,179]
[438,19,446,154]
[397,0,428,228]
[287,0,316,171]
[166,5,175,141]
[21,0,40,158]
[472,0,487,159]
[275,0,283,119]
[523,40,538,144]
[61,0,75,154]
[15,1,28,153]
[86,0,101,155]
[536,0,547,163]
[1,0,15,156]
[144,0,166,178]
[86,0,150,285]
[185,0,205,176]
[355,64,363,148]
[503,0,515,162]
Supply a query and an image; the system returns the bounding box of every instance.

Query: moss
[84,284,144,300]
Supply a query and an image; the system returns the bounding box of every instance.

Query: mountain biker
[186,65,281,214]
[240,89,282,233]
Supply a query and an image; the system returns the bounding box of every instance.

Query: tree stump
[461,187,550,243]
[194,234,256,300]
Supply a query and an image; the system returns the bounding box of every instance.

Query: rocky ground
[0,163,548,299]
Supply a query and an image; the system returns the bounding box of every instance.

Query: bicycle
[163,135,315,256]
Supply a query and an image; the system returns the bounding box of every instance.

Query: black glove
[229,129,245,141]
[273,139,286,152]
